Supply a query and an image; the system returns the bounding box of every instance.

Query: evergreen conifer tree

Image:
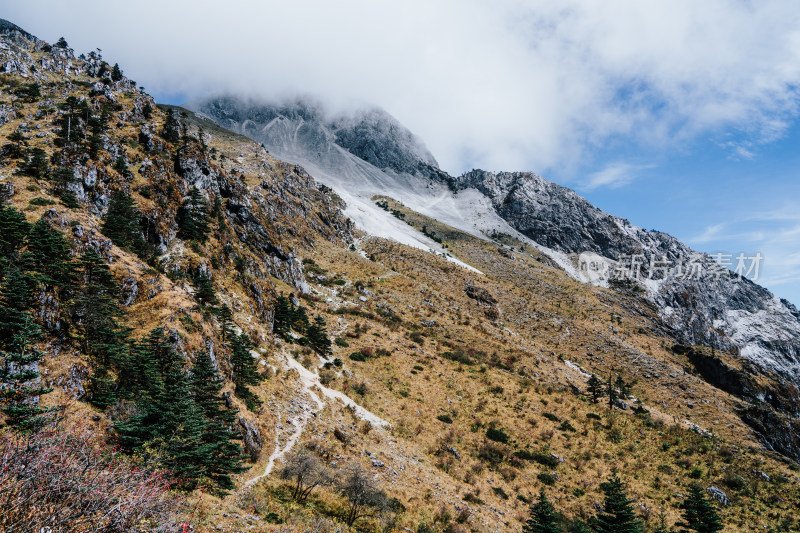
[23,217,75,292]
[590,476,644,533]
[0,203,30,271]
[230,332,262,410]
[3,130,28,159]
[0,267,35,348]
[101,189,146,256]
[215,303,234,342]
[653,511,671,533]
[111,63,123,82]
[50,166,76,195]
[177,187,210,242]
[72,249,130,406]
[291,303,310,335]
[307,315,332,357]
[677,485,724,533]
[615,375,632,398]
[115,328,175,450]
[0,317,55,430]
[19,147,49,180]
[87,116,103,160]
[587,374,604,404]
[193,273,217,306]
[272,294,291,339]
[523,490,562,533]
[606,375,619,410]
[160,109,181,143]
[190,349,247,492]
[159,351,208,488]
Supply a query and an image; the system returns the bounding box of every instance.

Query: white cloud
[690,223,726,245]
[580,162,653,191]
[3,0,800,176]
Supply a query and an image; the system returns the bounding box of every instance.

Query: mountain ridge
[3,18,800,532]
[195,95,800,386]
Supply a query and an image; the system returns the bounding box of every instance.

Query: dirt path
[242,349,388,489]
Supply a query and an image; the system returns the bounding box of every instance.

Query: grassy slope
[1,39,798,533]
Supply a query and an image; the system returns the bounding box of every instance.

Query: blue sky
[4,0,799,304]
[559,109,800,305]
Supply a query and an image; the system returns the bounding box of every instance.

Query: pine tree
[193,273,217,306]
[101,190,146,256]
[523,490,562,533]
[159,352,208,488]
[23,217,76,293]
[72,249,131,406]
[142,102,153,119]
[190,349,247,492]
[653,510,671,533]
[112,156,130,177]
[291,303,310,335]
[160,109,181,143]
[615,375,632,398]
[115,328,175,450]
[606,375,619,410]
[230,332,262,411]
[590,476,644,533]
[272,294,291,339]
[177,187,210,242]
[50,166,76,194]
[215,303,234,342]
[19,147,49,180]
[111,63,123,82]
[3,130,28,159]
[307,315,332,357]
[0,317,55,430]
[87,116,103,160]
[677,485,724,533]
[0,267,35,348]
[587,374,604,404]
[0,203,30,270]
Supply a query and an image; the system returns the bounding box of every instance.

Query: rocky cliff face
[197,95,800,396]
[451,169,800,387]
[195,96,447,181]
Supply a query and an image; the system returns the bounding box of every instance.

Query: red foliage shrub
[0,424,181,532]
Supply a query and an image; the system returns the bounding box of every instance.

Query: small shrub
[463,492,484,505]
[351,382,369,396]
[437,414,453,424]
[586,413,602,420]
[349,352,367,362]
[486,428,510,444]
[537,473,556,486]
[688,467,704,479]
[319,370,335,386]
[409,332,424,345]
[492,486,509,500]
[334,337,349,347]
[559,420,576,432]
[29,196,56,206]
[572,488,585,497]
[542,412,560,422]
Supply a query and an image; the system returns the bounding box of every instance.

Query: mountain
[3,19,800,533]
[196,95,800,392]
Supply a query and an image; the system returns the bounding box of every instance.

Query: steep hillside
[1,20,800,533]
[196,94,800,463]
